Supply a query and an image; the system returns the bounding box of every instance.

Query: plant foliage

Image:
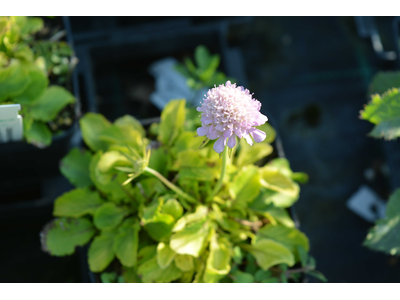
[0,16,76,147]
[41,100,323,283]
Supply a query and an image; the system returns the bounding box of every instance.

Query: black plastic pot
[0,16,81,208]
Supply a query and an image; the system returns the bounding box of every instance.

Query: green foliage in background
[361,71,400,256]
[175,45,236,90]
[41,99,324,283]
[0,16,76,147]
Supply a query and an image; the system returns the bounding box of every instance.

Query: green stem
[144,167,197,205]
[207,146,228,202]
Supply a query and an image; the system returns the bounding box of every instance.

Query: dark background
[1,16,400,283]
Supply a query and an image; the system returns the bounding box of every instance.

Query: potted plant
[40,81,325,283]
[0,16,80,205]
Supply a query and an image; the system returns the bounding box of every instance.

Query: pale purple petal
[243,133,253,146]
[196,107,203,112]
[227,135,236,148]
[213,137,226,153]
[250,129,266,143]
[223,128,233,138]
[197,126,209,137]
[207,129,219,140]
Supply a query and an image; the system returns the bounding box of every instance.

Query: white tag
[148,57,208,110]
[346,185,386,223]
[0,104,23,143]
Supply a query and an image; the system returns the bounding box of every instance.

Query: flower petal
[250,129,266,143]
[227,135,236,148]
[197,126,209,137]
[207,129,219,140]
[223,128,233,138]
[243,133,253,146]
[213,137,226,153]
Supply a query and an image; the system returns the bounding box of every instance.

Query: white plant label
[0,104,23,143]
[346,185,386,223]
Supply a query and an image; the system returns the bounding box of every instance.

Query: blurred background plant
[0,16,77,147]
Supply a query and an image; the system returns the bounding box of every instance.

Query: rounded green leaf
[174,254,194,272]
[24,121,52,147]
[259,166,300,198]
[113,218,140,267]
[80,113,111,152]
[53,188,105,218]
[42,217,96,256]
[93,203,127,230]
[162,199,183,220]
[60,148,93,188]
[88,231,117,272]
[97,150,131,173]
[29,86,75,122]
[0,60,30,102]
[241,238,295,271]
[157,242,176,269]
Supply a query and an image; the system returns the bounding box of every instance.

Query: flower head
[196,81,268,153]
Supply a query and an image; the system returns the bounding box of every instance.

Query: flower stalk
[206,146,228,202]
[144,167,197,205]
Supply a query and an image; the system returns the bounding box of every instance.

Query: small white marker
[0,104,23,143]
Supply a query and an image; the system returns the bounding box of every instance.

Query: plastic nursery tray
[70,16,251,121]
[0,17,82,207]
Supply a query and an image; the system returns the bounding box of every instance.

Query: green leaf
[114,218,140,267]
[21,17,43,35]
[254,269,273,282]
[174,254,194,272]
[97,150,131,173]
[0,60,30,102]
[158,99,186,147]
[114,114,145,137]
[259,166,300,198]
[231,270,254,283]
[98,124,144,151]
[161,198,183,220]
[194,45,212,71]
[137,256,182,283]
[80,113,112,152]
[90,151,134,203]
[231,166,261,205]
[241,238,295,271]
[29,86,75,122]
[93,203,127,230]
[265,207,296,228]
[60,148,93,188]
[172,205,208,232]
[24,121,52,147]
[12,65,47,104]
[369,118,400,140]
[170,219,211,257]
[53,188,105,218]
[203,234,231,283]
[307,270,328,282]
[148,147,169,177]
[157,242,176,269]
[88,230,117,272]
[257,224,309,261]
[369,71,400,96]
[364,189,400,255]
[43,217,96,256]
[236,139,273,168]
[100,272,117,283]
[123,267,142,283]
[361,89,400,140]
[141,200,176,242]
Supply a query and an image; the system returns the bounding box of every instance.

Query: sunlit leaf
[60,148,93,188]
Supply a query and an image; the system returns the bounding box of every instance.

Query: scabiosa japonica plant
[197,81,268,154]
[41,85,324,282]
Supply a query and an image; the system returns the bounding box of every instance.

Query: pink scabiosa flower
[196,81,268,153]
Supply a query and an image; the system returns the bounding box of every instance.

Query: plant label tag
[346,185,386,223]
[0,104,23,143]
